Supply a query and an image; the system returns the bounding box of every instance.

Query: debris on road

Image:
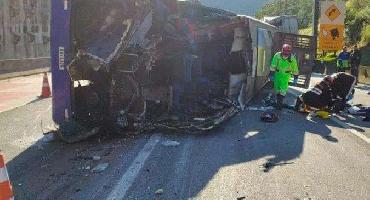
[58,121,101,144]
[155,188,164,195]
[40,133,56,143]
[260,112,279,123]
[262,93,275,107]
[237,197,246,200]
[246,106,275,112]
[261,161,295,172]
[92,156,101,161]
[346,105,370,121]
[348,105,362,114]
[92,163,109,173]
[161,140,180,147]
[316,111,330,119]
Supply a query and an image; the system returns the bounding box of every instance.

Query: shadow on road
[145,108,341,200]
[3,90,343,200]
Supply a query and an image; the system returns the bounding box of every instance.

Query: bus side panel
[246,17,277,102]
[51,0,71,124]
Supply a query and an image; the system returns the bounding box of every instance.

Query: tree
[255,0,314,29]
[345,0,370,45]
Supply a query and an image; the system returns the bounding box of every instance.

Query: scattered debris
[246,106,275,112]
[262,93,275,107]
[308,111,317,118]
[261,161,295,172]
[322,135,338,143]
[348,105,370,115]
[92,163,109,173]
[92,156,101,161]
[345,105,370,121]
[262,161,275,172]
[41,164,49,169]
[316,111,330,119]
[161,140,180,147]
[260,112,279,123]
[58,122,101,144]
[155,188,164,195]
[348,106,361,114]
[193,118,206,121]
[363,116,370,122]
[40,132,56,143]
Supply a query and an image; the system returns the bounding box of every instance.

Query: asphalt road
[1,84,370,200]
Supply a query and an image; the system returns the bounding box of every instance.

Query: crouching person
[295,76,334,112]
[295,73,356,113]
[269,44,299,110]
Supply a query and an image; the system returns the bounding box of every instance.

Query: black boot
[276,94,284,110]
[295,96,303,111]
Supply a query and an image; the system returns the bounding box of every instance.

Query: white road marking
[106,133,162,200]
[173,138,192,198]
[331,116,370,144]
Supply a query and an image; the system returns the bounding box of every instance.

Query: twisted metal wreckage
[58,0,285,142]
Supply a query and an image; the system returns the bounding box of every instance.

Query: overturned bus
[51,0,314,142]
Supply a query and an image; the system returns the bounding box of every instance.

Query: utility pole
[312,0,320,59]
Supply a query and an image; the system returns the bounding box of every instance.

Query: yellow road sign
[320,1,345,24]
[325,5,341,21]
[319,24,344,51]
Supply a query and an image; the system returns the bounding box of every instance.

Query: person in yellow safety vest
[269,44,299,110]
[337,46,350,72]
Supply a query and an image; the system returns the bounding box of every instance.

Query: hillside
[255,0,313,29]
[200,0,271,16]
[256,0,370,46]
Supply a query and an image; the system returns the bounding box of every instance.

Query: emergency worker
[350,45,361,84]
[337,46,350,72]
[269,44,299,110]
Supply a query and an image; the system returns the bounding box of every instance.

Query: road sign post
[313,0,320,58]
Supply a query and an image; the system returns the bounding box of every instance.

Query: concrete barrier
[0,57,50,80]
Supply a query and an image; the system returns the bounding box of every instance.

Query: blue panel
[51,0,72,124]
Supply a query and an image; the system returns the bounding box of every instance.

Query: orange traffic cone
[41,72,51,98]
[0,154,14,200]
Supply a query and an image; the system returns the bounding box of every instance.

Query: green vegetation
[255,0,314,29]
[345,0,370,45]
[299,26,313,36]
[361,25,370,45]
[360,45,370,66]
